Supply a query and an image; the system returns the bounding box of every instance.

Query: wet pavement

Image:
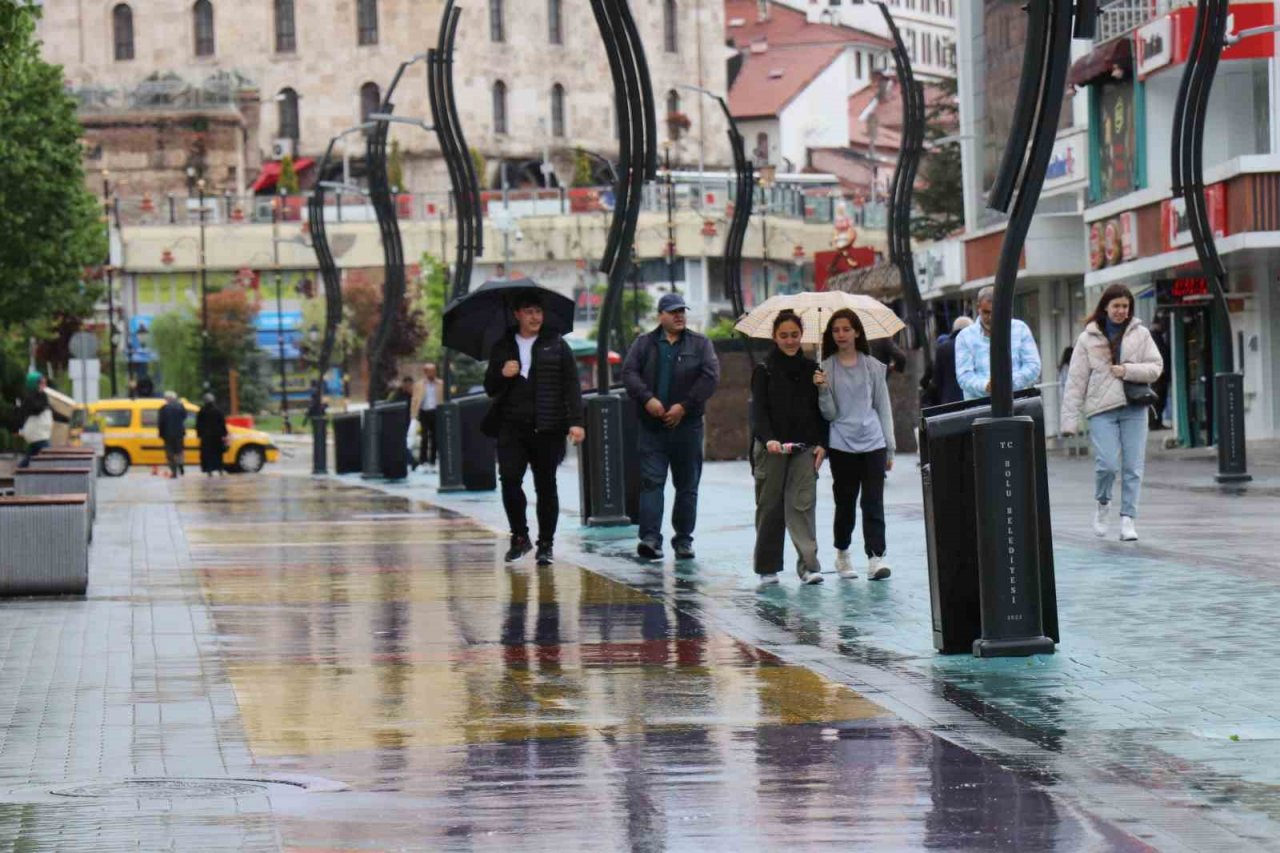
[0,470,1171,851]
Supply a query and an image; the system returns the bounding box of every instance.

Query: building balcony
[1095,0,1194,44]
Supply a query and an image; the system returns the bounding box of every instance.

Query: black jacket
[870,338,907,373]
[157,400,188,443]
[483,330,584,434]
[931,336,964,406]
[750,349,828,448]
[196,404,227,443]
[621,327,720,425]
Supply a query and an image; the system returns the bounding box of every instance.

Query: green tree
[388,140,404,191]
[571,147,593,188]
[279,154,301,195]
[416,253,449,361]
[470,147,487,187]
[149,311,202,400]
[0,2,104,350]
[911,77,964,242]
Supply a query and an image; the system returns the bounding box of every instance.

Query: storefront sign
[1096,81,1136,203]
[1136,16,1172,78]
[1043,134,1082,190]
[1161,184,1227,251]
[1156,277,1211,307]
[1169,4,1276,65]
[1088,212,1139,271]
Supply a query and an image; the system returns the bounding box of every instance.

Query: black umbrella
[442,277,576,360]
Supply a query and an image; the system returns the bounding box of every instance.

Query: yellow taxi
[81,398,280,477]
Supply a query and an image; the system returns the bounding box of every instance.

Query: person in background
[483,291,585,567]
[817,308,894,581]
[136,374,155,398]
[157,391,188,478]
[955,286,1041,400]
[16,373,55,468]
[928,316,974,407]
[1147,316,1171,430]
[751,310,828,586]
[621,293,720,561]
[870,336,907,374]
[1060,284,1164,542]
[412,363,444,469]
[389,376,414,405]
[196,393,228,477]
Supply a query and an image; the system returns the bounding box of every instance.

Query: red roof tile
[729,42,845,119]
[725,0,893,50]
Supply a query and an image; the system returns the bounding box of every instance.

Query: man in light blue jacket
[955,286,1042,400]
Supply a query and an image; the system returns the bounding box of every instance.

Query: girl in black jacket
[750,311,828,585]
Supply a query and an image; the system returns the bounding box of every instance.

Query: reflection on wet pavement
[165,476,1143,850]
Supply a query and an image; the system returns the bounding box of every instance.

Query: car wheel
[236,445,266,474]
[102,448,131,477]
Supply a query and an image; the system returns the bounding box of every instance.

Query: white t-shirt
[516,334,537,378]
[421,383,438,411]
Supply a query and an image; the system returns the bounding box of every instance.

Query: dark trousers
[164,437,185,477]
[636,419,704,549]
[497,422,565,545]
[418,408,438,465]
[828,447,887,557]
[18,440,48,469]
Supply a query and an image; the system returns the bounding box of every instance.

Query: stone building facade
[40,0,729,197]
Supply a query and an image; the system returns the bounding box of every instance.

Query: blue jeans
[1089,404,1148,518]
[636,419,704,549]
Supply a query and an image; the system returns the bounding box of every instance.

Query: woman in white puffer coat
[1061,284,1164,542]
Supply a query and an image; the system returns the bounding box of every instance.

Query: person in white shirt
[411,363,444,469]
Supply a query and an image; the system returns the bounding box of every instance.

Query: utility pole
[198,178,210,392]
[664,141,677,294]
[102,170,118,396]
[274,187,292,433]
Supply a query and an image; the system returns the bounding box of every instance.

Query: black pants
[418,409,438,465]
[828,447,887,557]
[497,422,565,545]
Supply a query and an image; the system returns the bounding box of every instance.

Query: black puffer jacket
[483,330,584,434]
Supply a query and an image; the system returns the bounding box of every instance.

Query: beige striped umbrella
[733,291,905,345]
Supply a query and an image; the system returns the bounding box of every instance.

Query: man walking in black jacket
[622,293,720,560]
[484,291,585,566]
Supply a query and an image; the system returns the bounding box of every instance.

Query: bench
[14,468,97,534]
[0,495,89,595]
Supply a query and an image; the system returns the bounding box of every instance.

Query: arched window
[193,0,215,56]
[357,0,378,45]
[489,0,505,42]
[492,80,508,135]
[547,0,562,45]
[113,4,134,61]
[277,87,299,142]
[663,0,677,53]
[274,0,296,53]
[550,84,566,138]
[360,82,381,124]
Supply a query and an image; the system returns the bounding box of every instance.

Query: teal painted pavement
[370,445,1280,847]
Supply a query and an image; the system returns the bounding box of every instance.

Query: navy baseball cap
[658,293,688,313]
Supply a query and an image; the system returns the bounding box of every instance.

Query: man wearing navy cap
[622,293,720,561]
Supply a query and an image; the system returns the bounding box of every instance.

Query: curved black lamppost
[581,0,658,525]
[1173,0,1250,483]
[967,0,1093,657]
[876,2,928,357]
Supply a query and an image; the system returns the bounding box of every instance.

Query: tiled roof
[847,77,953,149]
[726,0,892,120]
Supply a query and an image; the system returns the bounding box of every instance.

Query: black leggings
[827,447,887,557]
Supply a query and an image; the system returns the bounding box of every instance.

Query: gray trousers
[752,442,820,576]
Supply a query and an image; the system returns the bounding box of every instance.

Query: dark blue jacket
[622,327,720,425]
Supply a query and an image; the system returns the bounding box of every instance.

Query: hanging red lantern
[161,248,174,265]
[231,205,245,223]
[140,194,155,214]
[700,219,718,238]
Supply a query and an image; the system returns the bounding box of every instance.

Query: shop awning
[1068,36,1133,87]
[252,157,315,193]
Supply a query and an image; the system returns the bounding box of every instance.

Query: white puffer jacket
[1060,318,1163,434]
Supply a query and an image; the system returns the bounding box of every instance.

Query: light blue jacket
[954,319,1042,400]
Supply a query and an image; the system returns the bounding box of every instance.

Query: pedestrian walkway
[0,472,1157,850]
[372,445,1280,849]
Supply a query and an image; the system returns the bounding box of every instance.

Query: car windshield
[93,409,132,428]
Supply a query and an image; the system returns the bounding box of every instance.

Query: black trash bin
[576,389,639,525]
[376,401,410,481]
[919,390,1059,654]
[455,394,497,491]
[331,412,363,474]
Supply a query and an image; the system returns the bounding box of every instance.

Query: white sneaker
[1119,516,1138,542]
[867,556,891,581]
[1093,502,1110,538]
[835,550,858,579]
[800,570,825,585]
[758,573,780,586]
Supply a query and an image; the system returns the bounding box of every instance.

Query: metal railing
[109,185,889,229]
[1095,0,1190,43]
